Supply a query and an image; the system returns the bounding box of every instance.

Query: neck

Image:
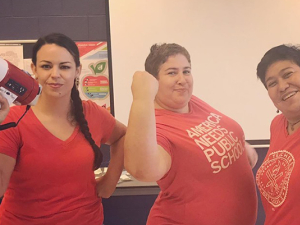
[154,100,189,113]
[287,118,300,133]
[33,94,72,118]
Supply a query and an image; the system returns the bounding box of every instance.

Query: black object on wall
[0,0,107,41]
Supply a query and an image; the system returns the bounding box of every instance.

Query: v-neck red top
[0,101,115,225]
[256,114,300,225]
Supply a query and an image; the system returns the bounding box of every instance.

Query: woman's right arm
[124,71,171,182]
[0,154,15,197]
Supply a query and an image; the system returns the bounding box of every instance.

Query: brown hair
[145,43,191,78]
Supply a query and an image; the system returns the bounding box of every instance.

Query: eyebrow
[265,67,293,83]
[279,67,293,73]
[39,60,71,64]
[265,76,274,84]
[165,66,191,71]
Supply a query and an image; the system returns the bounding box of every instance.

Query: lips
[174,88,187,92]
[48,83,63,88]
[282,91,298,101]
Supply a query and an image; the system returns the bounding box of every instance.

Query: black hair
[257,44,300,88]
[32,33,103,170]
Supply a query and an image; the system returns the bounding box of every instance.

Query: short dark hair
[257,44,300,88]
[145,43,191,78]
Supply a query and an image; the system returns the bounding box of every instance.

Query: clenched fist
[131,71,158,101]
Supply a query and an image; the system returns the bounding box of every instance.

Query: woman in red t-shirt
[124,43,258,225]
[0,33,126,225]
[256,45,300,225]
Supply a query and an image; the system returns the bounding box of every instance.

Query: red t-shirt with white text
[256,114,300,225]
[147,96,257,225]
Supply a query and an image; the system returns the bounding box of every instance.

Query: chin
[176,96,191,104]
[46,92,65,98]
[173,100,189,109]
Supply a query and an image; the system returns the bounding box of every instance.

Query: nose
[177,72,187,85]
[278,79,289,92]
[50,66,60,78]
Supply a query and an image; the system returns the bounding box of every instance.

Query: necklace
[288,119,300,131]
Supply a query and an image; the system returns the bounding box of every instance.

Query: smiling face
[265,60,300,119]
[154,54,193,113]
[31,44,81,99]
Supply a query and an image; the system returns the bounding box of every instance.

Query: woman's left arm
[96,120,126,198]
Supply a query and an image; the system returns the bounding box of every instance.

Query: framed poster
[76,42,111,113]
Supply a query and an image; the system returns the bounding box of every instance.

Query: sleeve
[156,125,174,182]
[83,100,116,144]
[156,124,172,156]
[0,107,22,159]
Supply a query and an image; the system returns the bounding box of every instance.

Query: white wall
[109,0,300,140]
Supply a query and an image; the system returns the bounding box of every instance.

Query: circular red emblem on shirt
[256,150,295,207]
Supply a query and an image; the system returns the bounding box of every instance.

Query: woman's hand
[0,94,10,124]
[96,174,118,198]
[131,71,159,101]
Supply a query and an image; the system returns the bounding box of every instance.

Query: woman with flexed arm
[125,43,257,225]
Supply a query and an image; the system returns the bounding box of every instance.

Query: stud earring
[75,77,79,88]
[276,109,279,113]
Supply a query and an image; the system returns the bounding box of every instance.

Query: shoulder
[81,100,115,126]
[9,105,28,114]
[190,95,203,104]
[82,100,98,109]
[81,101,116,141]
[0,106,26,147]
[190,95,213,108]
[82,100,109,115]
[189,95,220,114]
[271,114,285,128]
[3,105,30,123]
